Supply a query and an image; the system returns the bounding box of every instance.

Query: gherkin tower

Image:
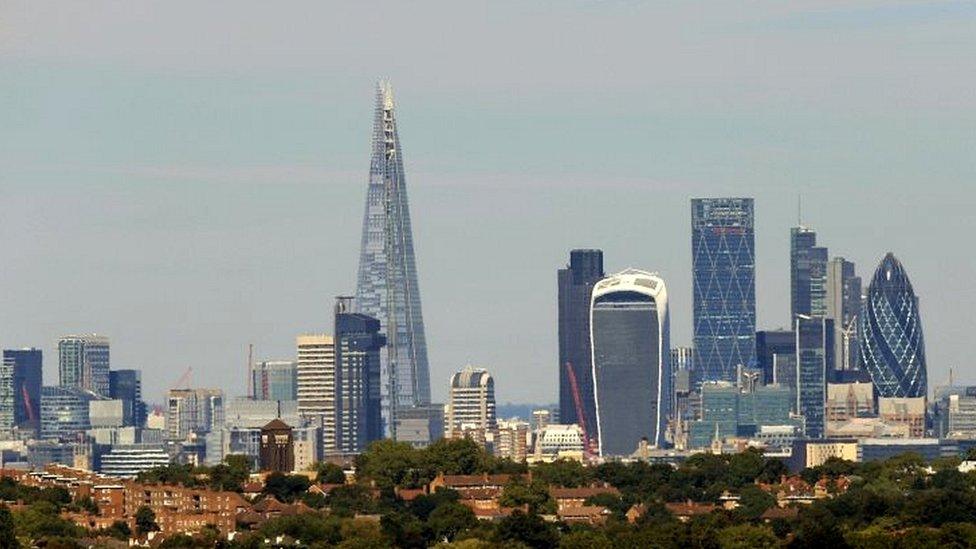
[859,253,927,398]
[355,82,431,436]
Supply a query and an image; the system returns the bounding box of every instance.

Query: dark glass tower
[795,316,834,438]
[756,330,795,386]
[557,249,604,433]
[859,253,927,398]
[355,82,431,435]
[109,369,146,427]
[335,297,386,453]
[692,198,756,382]
[590,269,670,455]
[2,349,42,435]
[790,227,828,320]
[827,257,862,371]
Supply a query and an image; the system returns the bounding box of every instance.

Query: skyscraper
[755,330,795,387]
[109,369,146,427]
[296,334,335,452]
[166,388,223,441]
[859,253,927,398]
[334,296,386,454]
[790,227,828,320]
[691,198,756,382]
[590,269,670,455]
[354,82,431,435]
[795,315,834,439]
[557,249,604,431]
[1,349,42,435]
[58,335,110,396]
[826,257,862,371]
[444,366,497,442]
[251,361,298,401]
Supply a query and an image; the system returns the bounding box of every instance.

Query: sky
[1,1,975,406]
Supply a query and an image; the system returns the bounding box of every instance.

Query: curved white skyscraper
[355,82,431,436]
[590,269,670,456]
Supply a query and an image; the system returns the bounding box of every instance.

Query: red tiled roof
[550,485,620,499]
[665,501,719,516]
[558,505,610,518]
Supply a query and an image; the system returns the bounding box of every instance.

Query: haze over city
[2,1,975,404]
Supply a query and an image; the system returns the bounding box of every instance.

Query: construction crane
[21,384,35,423]
[563,362,597,458]
[172,367,192,390]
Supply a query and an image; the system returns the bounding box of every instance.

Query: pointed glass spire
[355,82,432,435]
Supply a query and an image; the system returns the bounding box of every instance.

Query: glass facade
[691,198,756,382]
[859,253,927,398]
[334,299,386,453]
[590,270,669,455]
[796,316,834,438]
[251,361,298,402]
[109,369,146,427]
[1,349,42,435]
[790,227,828,320]
[756,330,795,387]
[355,82,431,433]
[58,335,110,397]
[826,257,862,371]
[557,249,604,431]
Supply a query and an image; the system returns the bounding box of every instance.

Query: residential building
[795,316,834,439]
[557,249,604,434]
[58,335,110,396]
[826,258,862,371]
[591,269,670,455]
[495,420,529,462]
[859,253,928,398]
[109,369,145,427]
[250,360,298,401]
[691,198,756,382]
[334,296,385,454]
[790,227,828,320]
[354,82,432,435]
[445,367,497,441]
[296,334,335,452]
[1,349,42,436]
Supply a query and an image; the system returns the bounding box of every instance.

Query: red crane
[21,384,35,422]
[563,362,597,458]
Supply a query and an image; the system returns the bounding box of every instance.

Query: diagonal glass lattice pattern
[355,82,432,433]
[859,253,927,398]
[691,198,757,382]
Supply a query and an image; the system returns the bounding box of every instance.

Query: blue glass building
[796,315,834,438]
[1,349,42,435]
[790,226,828,320]
[558,249,604,433]
[590,269,670,454]
[859,253,927,398]
[355,82,431,434]
[691,198,756,382]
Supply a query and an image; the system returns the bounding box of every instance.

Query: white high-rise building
[444,367,496,440]
[296,334,335,453]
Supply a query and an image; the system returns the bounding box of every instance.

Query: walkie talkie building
[859,253,927,398]
[355,82,432,435]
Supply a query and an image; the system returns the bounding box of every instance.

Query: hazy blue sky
[1,1,974,405]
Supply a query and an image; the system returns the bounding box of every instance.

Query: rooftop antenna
[246,343,254,399]
[797,193,802,226]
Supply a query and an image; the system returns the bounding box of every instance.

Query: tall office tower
[671,347,697,422]
[827,258,862,371]
[557,249,605,430]
[859,252,927,397]
[859,253,928,399]
[444,366,497,440]
[296,334,336,452]
[755,330,795,386]
[334,297,386,454]
[251,361,298,401]
[1,349,42,435]
[40,386,97,440]
[109,369,146,427]
[795,316,834,439]
[354,82,431,436]
[790,227,828,320]
[590,269,670,455]
[58,335,110,396]
[691,198,756,382]
[165,388,224,441]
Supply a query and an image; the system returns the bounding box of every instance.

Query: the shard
[355,82,431,436]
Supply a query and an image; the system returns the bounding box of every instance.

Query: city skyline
[2,3,974,404]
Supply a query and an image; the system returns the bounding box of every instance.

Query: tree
[105,520,131,541]
[534,459,591,489]
[558,530,613,549]
[0,505,19,549]
[135,506,159,536]
[380,511,427,549]
[410,488,460,521]
[499,478,552,513]
[495,510,558,549]
[354,440,423,489]
[735,485,776,520]
[427,502,476,542]
[327,484,377,517]
[317,462,347,485]
[262,472,312,503]
[717,524,779,549]
[422,438,490,477]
